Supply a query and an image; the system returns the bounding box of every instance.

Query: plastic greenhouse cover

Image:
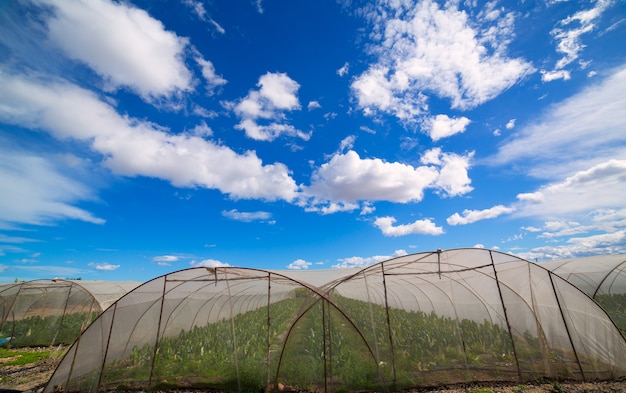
[44,249,626,393]
[0,279,140,348]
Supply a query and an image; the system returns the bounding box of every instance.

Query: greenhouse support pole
[267,274,272,387]
[225,271,242,392]
[381,263,397,385]
[490,252,522,381]
[148,277,168,391]
[51,282,73,346]
[548,273,585,380]
[95,302,118,392]
[322,298,328,393]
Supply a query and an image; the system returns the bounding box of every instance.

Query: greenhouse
[0,279,140,348]
[44,249,626,393]
[540,254,626,332]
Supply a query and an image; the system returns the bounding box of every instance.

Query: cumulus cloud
[38,0,193,100]
[374,216,443,236]
[0,149,104,228]
[447,205,515,225]
[222,209,274,223]
[304,149,473,211]
[89,262,120,271]
[352,0,533,121]
[333,249,408,269]
[287,259,313,269]
[505,119,516,129]
[190,259,230,268]
[0,73,299,202]
[422,115,471,141]
[232,72,308,141]
[491,65,626,178]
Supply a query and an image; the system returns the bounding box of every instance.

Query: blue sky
[1,0,625,282]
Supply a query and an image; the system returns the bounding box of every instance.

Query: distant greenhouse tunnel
[44,249,626,393]
[539,254,626,332]
[0,279,140,348]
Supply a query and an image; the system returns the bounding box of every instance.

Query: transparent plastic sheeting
[0,280,140,347]
[540,255,626,332]
[45,249,626,393]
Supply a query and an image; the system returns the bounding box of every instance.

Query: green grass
[0,348,54,366]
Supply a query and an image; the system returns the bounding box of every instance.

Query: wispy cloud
[447,205,515,226]
[89,262,120,271]
[491,65,626,178]
[333,249,407,269]
[0,148,103,228]
[222,209,274,223]
[542,0,611,81]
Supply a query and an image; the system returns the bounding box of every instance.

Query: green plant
[551,381,564,393]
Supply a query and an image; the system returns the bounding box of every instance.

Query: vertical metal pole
[148,277,168,391]
[266,274,272,387]
[490,252,523,381]
[95,302,118,392]
[381,263,397,385]
[225,271,242,392]
[322,299,328,393]
[549,273,585,380]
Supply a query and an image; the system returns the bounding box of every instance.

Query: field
[0,349,625,393]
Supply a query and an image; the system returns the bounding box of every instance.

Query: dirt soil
[1,349,625,393]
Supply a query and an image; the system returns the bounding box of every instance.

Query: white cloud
[308,101,321,110]
[352,0,533,121]
[190,121,213,137]
[543,0,610,78]
[0,149,104,228]
[491,65,626,178]
[422,115,471,141]
[182,0,225,34]
[447,205,515,225]
[333,249,407,269]
[304,149,473,211]
[339,135,356,152]
[514,159,626,218]
[421,148,474,197]
[194,54,227,94]
[541,69,571,82]
[287,259,313,270]
[374,216,443,236]
[89,262,120,271]
[0,73,299,202]
[505,119,516,129]
[337,62,349,77]
[232,72,308,141]
[305,150,438,203]
[152,255,179,266]
[190,259,230,267]
[39,0,193,100]
[222,209,273,223]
